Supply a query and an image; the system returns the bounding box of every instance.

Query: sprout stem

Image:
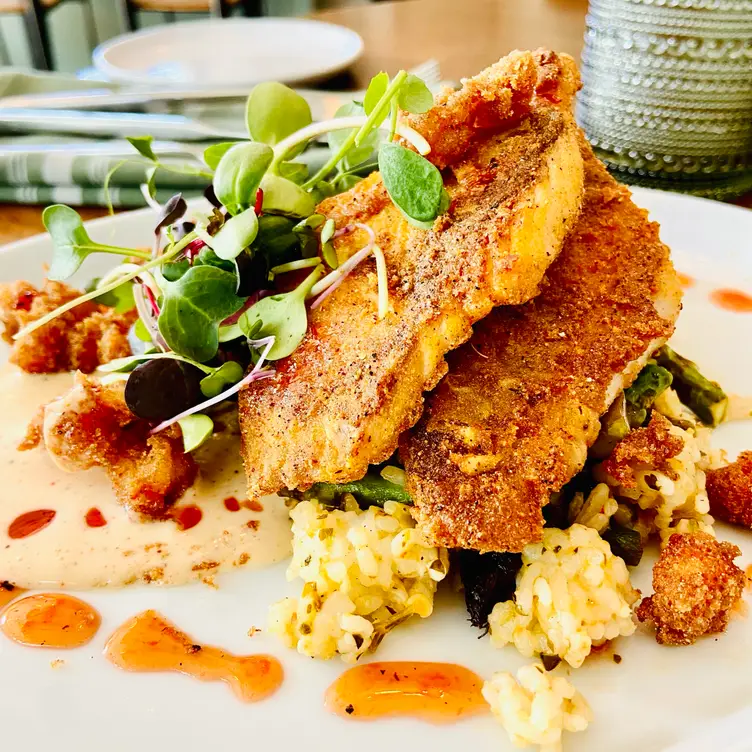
[14,231,197,341]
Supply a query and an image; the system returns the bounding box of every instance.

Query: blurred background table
[0,0,747,245]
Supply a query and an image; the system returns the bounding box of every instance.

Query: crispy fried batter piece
[636,532,746,646]
[21,374,197,517]
[400,141,682,552]
[706,451,752,527]
[600,413,684,488]
[239,50,585,500]
[0,279,135,374]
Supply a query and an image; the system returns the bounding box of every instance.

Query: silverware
[0,108,248,141]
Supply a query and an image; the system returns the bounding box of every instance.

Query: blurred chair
[0,0,96,70]
[118,0,262,29]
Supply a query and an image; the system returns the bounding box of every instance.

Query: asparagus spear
[655,346,728,426]
[284,472,412,508]
[590,393,632,458]
[624,363,673,427]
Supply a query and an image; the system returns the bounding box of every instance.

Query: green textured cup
[578,0,752,199]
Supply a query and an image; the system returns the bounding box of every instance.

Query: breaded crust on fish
[239,50,585,499]
[400,140,682,552]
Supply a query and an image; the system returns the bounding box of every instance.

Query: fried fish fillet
[239,50,585,499]
[400,141,683,552]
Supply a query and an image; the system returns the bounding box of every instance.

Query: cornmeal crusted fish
[239,50,585,499]
[399,140,682,552]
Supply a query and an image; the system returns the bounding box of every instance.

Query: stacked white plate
[577,0,752,198]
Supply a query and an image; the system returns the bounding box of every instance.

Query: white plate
[0,188,751,752]
[92,18,364,88]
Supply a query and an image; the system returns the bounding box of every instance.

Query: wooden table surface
[0,0,746,245]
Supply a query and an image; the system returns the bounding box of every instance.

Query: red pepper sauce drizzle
[224,496,241,512]
[8,509,56,539]
[104,610,283,703]
[677,272,695,289]
[85,507,107,528]
[326,662,488,723]
[0,594,100,648]
[710,288,752,313]
[173,505,202,531]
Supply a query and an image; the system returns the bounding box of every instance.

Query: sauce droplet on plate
[85,507,107,528]
[174,505,202,531]
[104,610,283,702]
[8,509,56,539]
[677,272,695,288]
[0,582,26,612]
[0,593,100,648]
[326,661,488,723]
[710,288,752,313]
[223,496,240,512]
[243,499,264,513]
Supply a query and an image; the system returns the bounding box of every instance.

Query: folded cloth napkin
[0,135,208,207]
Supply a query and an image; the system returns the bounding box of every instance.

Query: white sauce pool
[0,365,292,589]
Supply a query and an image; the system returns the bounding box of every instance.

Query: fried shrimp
[21,374,197,517]
[636,532,746,646]
[706,451,752,528]
[0,279,135,374]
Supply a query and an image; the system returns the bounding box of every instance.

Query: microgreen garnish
[397,74,434,114]
[150,336,276,435]
[98,352,214,375]
[154,194,187,235]
[209,206,259,261]
[199,361,244,398]
[212,142,273,216]
[320,218,336,244]
[178,414,214,453]
[127,136,159,162]
[158,265,248,362]
[246,82,313,148]
[203,142,238,171]
[363,72,389,116]
[43,205,150,281]
[259,174,316,217]
[378,142,445,226]
[268,257,321,281]
[239,265,324,360]
[95,282,136,313]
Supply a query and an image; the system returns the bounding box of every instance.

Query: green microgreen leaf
[327,103,378,172]
[199,361,244,398]
[397,74,434,114]
[194,246,237,274]
[178,414,214,453]
[213,141,273,216]
[144,165,158,199]
[260,174,316,217]
[162,259,191,282]
[210,206,259,261]
[134,318,152,342]
[293,214,326,232]
[321,241,338,269]
[218,322,243,342]
[246,81,312,147]
[43,204,150,281]
[95,281,136,313]
[239,265,324,360]
[320,218,336,245]
[363,71,389,116]
[203,142,239,170]
[127,136,158,162]
[278,161,308,184]
[378,142,444,225]
[158,265,247,362]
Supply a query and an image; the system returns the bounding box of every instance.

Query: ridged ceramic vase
[577,0,752,199]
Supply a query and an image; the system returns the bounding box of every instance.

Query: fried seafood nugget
[21,373,197,517]
[600,413,684,489]
[636,532,746,646]
[0,279,135,373]
[706,451,752,528]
